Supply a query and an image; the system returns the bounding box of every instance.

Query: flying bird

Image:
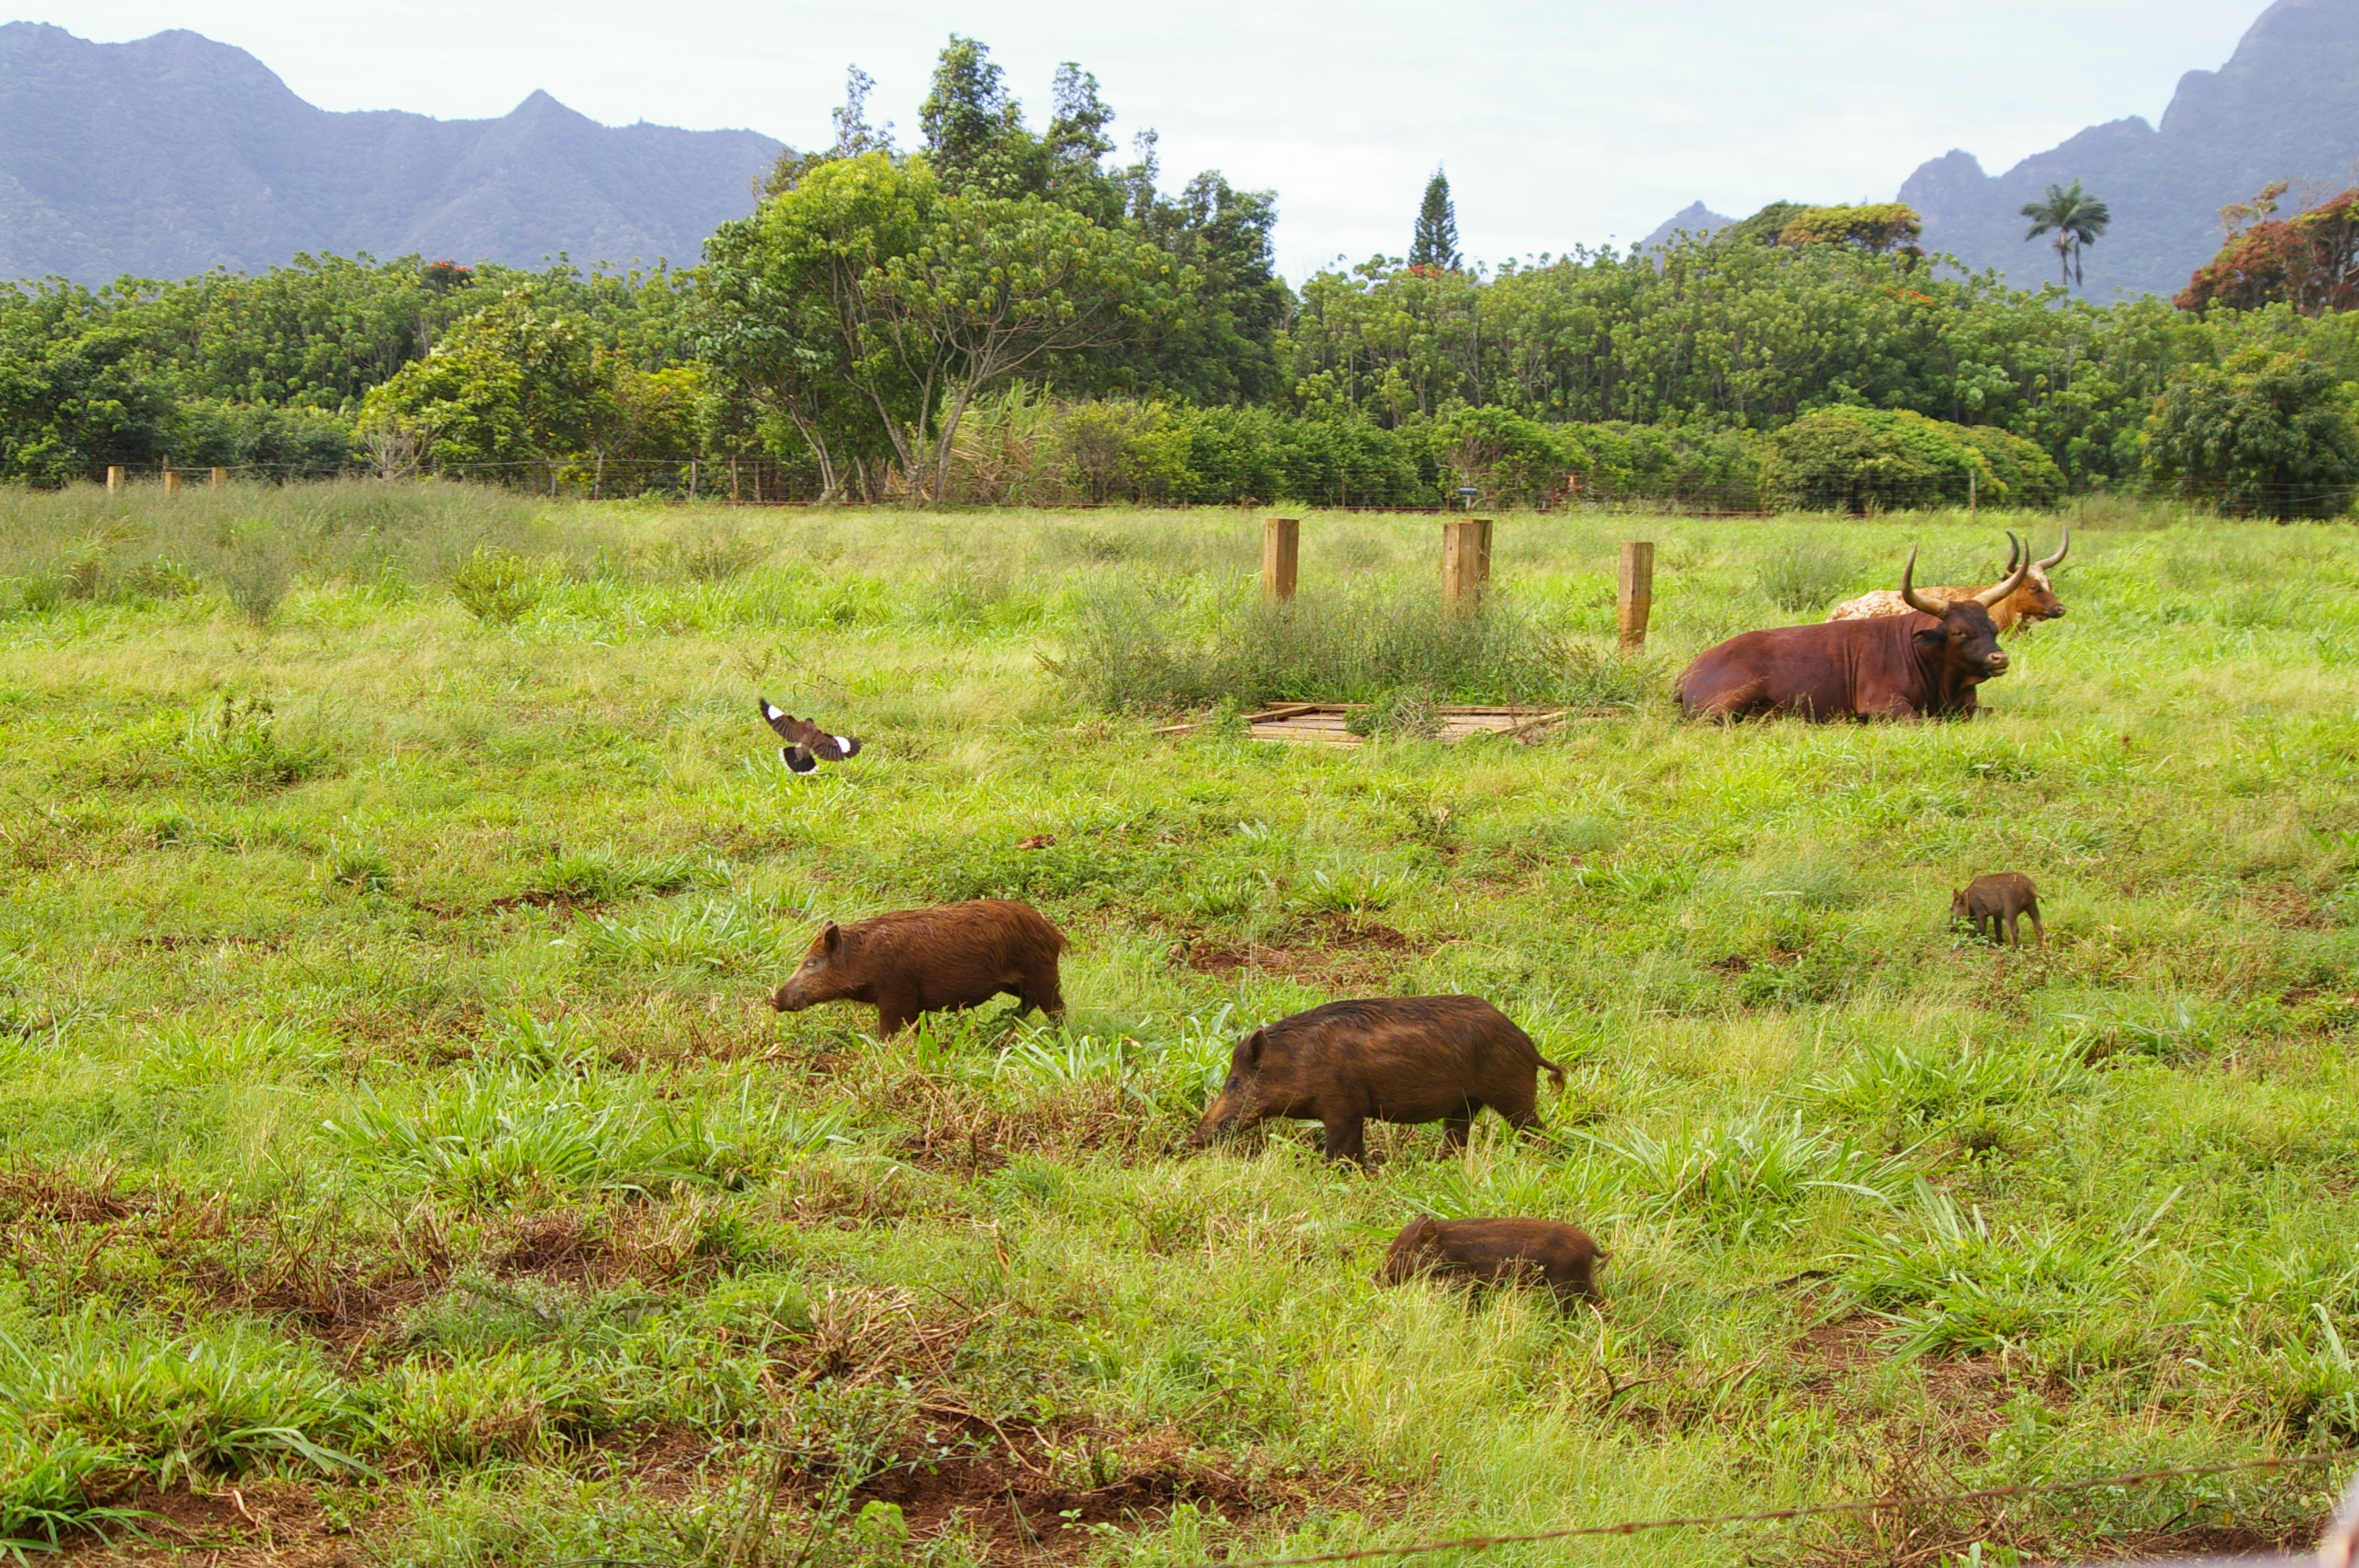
[759,697,862,774]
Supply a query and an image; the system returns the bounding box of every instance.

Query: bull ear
[1242,1027,1266,1065]
[822,921,841,951]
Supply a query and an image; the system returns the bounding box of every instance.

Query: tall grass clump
[0,480,558,618]
[1755,536,1866,613]
[1060,585,1593,712]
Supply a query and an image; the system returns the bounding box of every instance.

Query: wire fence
[79,457,2359,518]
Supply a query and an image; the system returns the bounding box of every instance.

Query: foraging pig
[1374,1216,1608,1304]
[1951,873,2043,946]
[1187,996,1566,1164]
[769,899,1065,1037]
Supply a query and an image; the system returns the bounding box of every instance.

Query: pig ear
[821,921,841,950]
[1242,1027,1266,1065]
[1416,1217,1443,1245]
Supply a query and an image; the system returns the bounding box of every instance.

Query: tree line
[5,37,2359,516]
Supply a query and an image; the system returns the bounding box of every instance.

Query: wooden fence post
[1442,518,1492,612]
[1263,517,1299,603]
[689,459,699,502]
[209,466,227,492]
[1618,540,1655,652]
[106,466,124,495]
[162,469,182,497]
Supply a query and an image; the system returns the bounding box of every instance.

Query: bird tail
[781,746,817,774]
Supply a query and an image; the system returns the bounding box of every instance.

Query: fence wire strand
[1205,1449,2359,1568]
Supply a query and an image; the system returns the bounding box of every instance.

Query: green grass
[2,484,2357,1565]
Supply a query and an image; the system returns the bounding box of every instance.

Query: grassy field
[3,484,2358,1568]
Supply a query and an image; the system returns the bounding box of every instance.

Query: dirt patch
[134,931,289,952]
[488,1200,739,1290]
[68,1479,361,1566]
[1177,916,1423,988]
[843,1415,1336,1564]
[2251,885,2331,930]
[885,1073,1154,1174]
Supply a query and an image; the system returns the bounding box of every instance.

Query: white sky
[16,0,2263,278]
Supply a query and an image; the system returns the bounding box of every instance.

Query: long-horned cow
[1679,543,2034,721]
[1828,528,2069,633]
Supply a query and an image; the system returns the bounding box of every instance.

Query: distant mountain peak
[0,24,785,283]
[1897,0,2359,296]
[1639,201,1735,251]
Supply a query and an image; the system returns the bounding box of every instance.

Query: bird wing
[811,731,862,762]
[760,697,817,746]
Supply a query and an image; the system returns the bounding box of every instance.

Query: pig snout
[1189,1089,1245,1146]
[769,960,831,1013]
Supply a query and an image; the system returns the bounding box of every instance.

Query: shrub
[2142,347,2359,519]
[1560,422,1761,510]
[176,694,336,790]
[1758,407,2059,514]
[449,546,543,623]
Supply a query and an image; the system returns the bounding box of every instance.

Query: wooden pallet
[1155,702,1572,746]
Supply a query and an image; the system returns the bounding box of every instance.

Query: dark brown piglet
[1951,872,2042,946]
[769,898,1066,1037]
[1375,1216,1608,1304]
[1187,995,1565,1165]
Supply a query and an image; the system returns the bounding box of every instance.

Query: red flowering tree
[2176,186,2359,315]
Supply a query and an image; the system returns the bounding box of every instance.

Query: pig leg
[2004,909,2022,947]
[1441,1112,1475,1153]
[874,996,921,1037]
[1320,1116,1368,1165]
[2027,903,2045,945]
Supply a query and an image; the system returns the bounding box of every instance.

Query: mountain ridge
[0,23,784,283]
[1897,0,2359,297]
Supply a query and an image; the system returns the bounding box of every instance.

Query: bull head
[2018,527,2070,621]
[1899,540,2026,682]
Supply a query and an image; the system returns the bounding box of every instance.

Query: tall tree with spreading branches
[2021,180,2111,287]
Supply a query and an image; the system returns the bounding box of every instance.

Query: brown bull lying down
[1828,528,2068,633]
[1679,543,2034,721]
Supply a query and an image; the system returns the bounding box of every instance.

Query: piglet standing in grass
[1188,996,1566,1165]
[1375,1217,1608,1305]
[770,898,1066,1038]
[1952,873,2043,946]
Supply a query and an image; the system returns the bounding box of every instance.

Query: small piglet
[1375,1217,1609,1304]
[1188,996,1565,1164]
[1952,873,2043,946]
[769,898,1066,1037]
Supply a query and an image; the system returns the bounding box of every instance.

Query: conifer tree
[1410,168,1460,270]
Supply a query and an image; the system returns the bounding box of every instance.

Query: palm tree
[2021,180,2112,287]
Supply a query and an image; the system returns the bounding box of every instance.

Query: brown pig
[1374,1216,1609,1304]
[769,899,1066,1037]
[1187,996,1566,1164]
[1951,873,2043,946]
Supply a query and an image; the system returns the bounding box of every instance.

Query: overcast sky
[18,0,2266,278]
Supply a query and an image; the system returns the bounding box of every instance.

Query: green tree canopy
[2142,346,2359,518]
[703,152,1186,502]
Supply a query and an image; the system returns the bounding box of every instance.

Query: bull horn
[2003,534,2021,574]
[1899,550,1945,617]
[2034,525,2069,572]
[1973,532,2034,608]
